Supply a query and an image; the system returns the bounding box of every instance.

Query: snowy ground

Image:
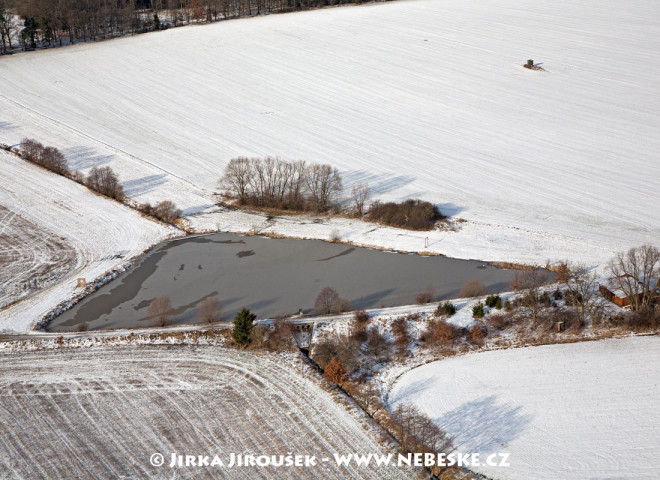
[0,205,76,309]
[0,150,175,334]
[0,345,414,479]
[388,335,660,480]
[0,0,657,267]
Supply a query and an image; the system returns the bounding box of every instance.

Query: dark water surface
[49,233,520,331]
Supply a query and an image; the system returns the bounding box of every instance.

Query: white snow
[388,335,660,480]
[0,150,176,334]
[0,345,415,479]
[0,0,658,267]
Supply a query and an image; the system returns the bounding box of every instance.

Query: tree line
[221,156,344,212]
[19,137,182,224]
[1,0,378,53]
[220,156,443,230]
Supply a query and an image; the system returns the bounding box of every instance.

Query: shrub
[265,318,297,351]
[354,309,369,324]
[329,229,341,243]
[415,286,434,305]
[138,202,153,216]
[323,357,347,385]
[421,319,461,345]
[71,170,86,184]
[554,262,571,283]
[547,309,582,332]
[565,293,583,306]
[539,291,551,306]
[366,199,443,230]
[86,166,124,200]
[619,308,660,332]
[435,301,456,316]
[21,138,44,161]
[553,288,563,300]
[460,280,486,298]
[20,138,69,176]
[350,322,369,343]
[489,313,512,330]
[468,324,487,344]
[335,297,352,314]
[153,200,182,224]
[311,339,336,369]
[392,317,411,352]
[485,294,501,308]
[76,322,89,332]
[315,287,340,314]
[472,302,485,318]
[364,328,392,361]
[40,146,68,175]
[249,324,269,347]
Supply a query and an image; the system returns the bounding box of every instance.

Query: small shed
[598,284,629,307]
[599,274,652,307]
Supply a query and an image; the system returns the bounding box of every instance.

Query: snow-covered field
[0,345,414,479]
[0,205,76,309]
[0,0,657,266]
[0,150,175,334]
[388,335,660,480]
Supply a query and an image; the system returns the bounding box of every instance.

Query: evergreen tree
[232,307,255,344]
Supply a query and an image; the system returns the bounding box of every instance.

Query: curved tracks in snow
[0,346,414,480]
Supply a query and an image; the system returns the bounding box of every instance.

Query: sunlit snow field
[1,0,658,266]
[389,336,660,480]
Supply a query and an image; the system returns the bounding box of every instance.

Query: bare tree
[0,6,16,54]
[315,286,340,314]
[197,296,222,326]
[390,403,453,460]
[350,183,370,217]
[347,382,382,417]
[459,279,486,297]
[609,245,660,311]
[510,270,550,327]
[153,200,182,223]
[305,163,342,212]
[20,138,44,162]
[40,146,68,175]
[86,166,123,200]
[563,263,598,325]
[148,296,175,327]
[287,160,307,209]
[510,269,550,291]
[220,157,253,204]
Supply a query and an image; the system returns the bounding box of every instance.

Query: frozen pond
[49,233,522,331]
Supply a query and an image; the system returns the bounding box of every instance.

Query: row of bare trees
[0,1,15,53]
[221,156,345,212]
[21,138,68,175]
[148,295,222,326]
[21,137,126,200]
[2,0,374,53]
[19,137,185,224]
